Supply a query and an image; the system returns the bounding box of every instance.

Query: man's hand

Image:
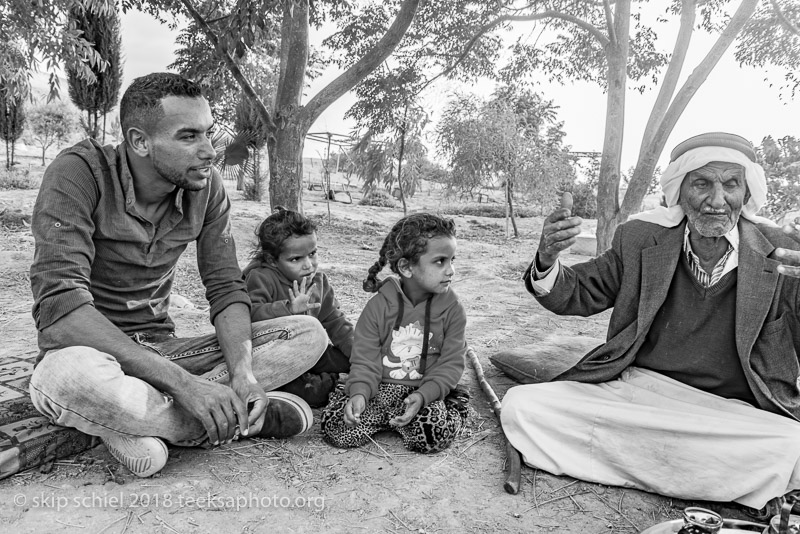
[289,277,322,314]
[776,221,800,278]
[229,375,268,437]
[389,392,424,428]
[171,378,250,445]
[537,192,583,272]
[344,394,366,426]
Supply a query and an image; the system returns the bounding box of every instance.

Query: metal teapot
[640,492,800,534]
[764,494,800,534]
[639,507,764,533]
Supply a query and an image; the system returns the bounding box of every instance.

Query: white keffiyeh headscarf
[629,141,774,227]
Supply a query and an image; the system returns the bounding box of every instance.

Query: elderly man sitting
[501,132,800,515]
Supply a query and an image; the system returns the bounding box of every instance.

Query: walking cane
[466,346,523,494]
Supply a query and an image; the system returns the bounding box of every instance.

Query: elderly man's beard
[679,198,742,238]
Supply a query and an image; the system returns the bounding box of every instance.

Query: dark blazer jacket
[525,218,800,420]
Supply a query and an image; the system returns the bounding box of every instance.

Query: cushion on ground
[489,334,604,384]
[0,355,93,479]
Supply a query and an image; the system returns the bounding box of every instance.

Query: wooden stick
[466,346,523,494]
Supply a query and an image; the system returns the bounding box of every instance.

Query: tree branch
[637,0,695,154]
[620,0,760,219]
[603,0,616,44]
[503,11,610,46]
[275,0,309,126]
[420,8,608,94]
[178,0,276,132]
[772,0,800,35]
[300,0,421,128]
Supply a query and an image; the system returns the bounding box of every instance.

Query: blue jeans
[29,316,328,447]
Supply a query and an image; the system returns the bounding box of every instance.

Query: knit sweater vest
[634,253,757,404]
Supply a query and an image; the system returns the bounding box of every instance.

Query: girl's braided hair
[363,213,456,293]
[251,206,317,262]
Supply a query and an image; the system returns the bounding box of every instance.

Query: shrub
[359,189,396,208]
[0,167,40,190]
[570,181,597,219]
[440,202,536,218]
[242,179,260,201]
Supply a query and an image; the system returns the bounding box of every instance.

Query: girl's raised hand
[289,276,322,314]
[389,392,424,427]
[344,394,366,426]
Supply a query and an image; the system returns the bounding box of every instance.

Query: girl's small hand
[389,392,424,427]
[289,276,322,314]
[344,394,366,427]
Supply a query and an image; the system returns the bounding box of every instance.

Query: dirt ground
[0,180,748,534]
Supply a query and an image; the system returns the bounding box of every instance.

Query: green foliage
[66,2,123,141]
[1,0,111,100]
[0,166,38,190]
[241,177,261,201]
[736,0,800,99]
[347,133,393,192]
[0,42,28,168]
[324,0,502,85]
[440,203,537,219]
[497,3,669,93]
[169,8,280,128]
[358,189,396,208]
[0,42,30,104]
[436,85,575,210]
[23,100,79,165]
[569,180,598,219]
[758,135,800,220]
[346,68,422,134]
[0,95,25,169]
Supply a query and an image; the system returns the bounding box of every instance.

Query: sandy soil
[0,183,747,533]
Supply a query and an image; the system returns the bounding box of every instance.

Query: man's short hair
[119,72,203,137]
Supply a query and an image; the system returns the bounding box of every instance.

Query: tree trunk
[620,0,759,223]
[267,0,310,211]
[268,121,306,211]
[41,146,46,166]
[594,0,631,254]
[506,177,519,238]
[396,107,409,216]
[267,0,421,211]
[254,148,262,201]
[236,164,246,191]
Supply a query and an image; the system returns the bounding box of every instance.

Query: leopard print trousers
[320,383,468,453]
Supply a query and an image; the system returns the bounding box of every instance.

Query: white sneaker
[102,435,168,477]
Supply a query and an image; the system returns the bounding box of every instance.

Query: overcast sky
[120,8,799,171]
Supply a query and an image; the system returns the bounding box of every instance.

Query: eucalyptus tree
[345,68,428,215]
[437,87,574,237]
[0,43,28,169]
[758,135,800,220]
[0,97,25,169]
[0,0,109,100]
[66,1,123,142]
[24,100,79,165]
[123,0,423,212]
[449,0,799,253]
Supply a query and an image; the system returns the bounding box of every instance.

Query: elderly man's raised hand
[776,221,800,278]
[536,192,583,272]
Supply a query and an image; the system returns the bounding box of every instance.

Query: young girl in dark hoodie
[321,213,469,453]
[243,207,352,407]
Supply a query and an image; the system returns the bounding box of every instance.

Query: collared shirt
[529,222,740,294]
[30,140,250,347]
[682,224,738,287]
